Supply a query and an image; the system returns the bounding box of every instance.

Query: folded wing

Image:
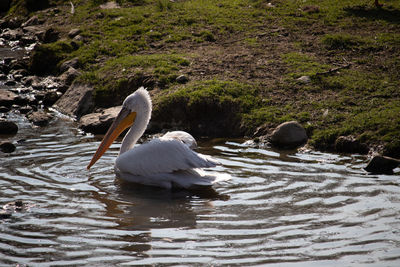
[116,139,218,177]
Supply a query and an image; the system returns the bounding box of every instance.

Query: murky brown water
[1,112,400,266]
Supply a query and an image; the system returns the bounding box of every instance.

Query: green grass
[7,0,400,155]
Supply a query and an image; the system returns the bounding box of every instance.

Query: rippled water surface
[1,114,400,266]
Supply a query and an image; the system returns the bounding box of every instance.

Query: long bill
[87,107,137,169]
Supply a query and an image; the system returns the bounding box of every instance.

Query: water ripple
[0,117,400,266]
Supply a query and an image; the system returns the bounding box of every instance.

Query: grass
[6,0,400,156]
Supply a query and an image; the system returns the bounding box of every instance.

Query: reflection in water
[1,114,400,266]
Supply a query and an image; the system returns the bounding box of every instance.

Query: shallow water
[1,113,400,266]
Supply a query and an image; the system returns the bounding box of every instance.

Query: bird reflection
[90,179,229,256]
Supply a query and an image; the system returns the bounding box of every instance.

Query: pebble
[0,141,16,153]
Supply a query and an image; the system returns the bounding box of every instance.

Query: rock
[0,90,18,108]
[4,80,16,86]
[335,135,369,154]
[27,111,53,126]
[0,106,10,113]
[365,155,400,175]
[58,67,81,89]
[68,28,81,39]
[100,1,120,9]
[22,15,40,27]
[79,106,121,134]
[0,29,23,40]
[60,57,79,73]
[0,142,16,153]
[270,121,308,148]
[297,75,311,84]
[7,17,22,29]
[0,210,12,219]
[0,119,18,135]
[19,105,33,114]
[72,34,84,42]
[176,74,189,84]
[43,90,61,106]
[40,28,59,43]
[54,83,94,118]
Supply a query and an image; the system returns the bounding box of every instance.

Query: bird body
[87,87,230,189]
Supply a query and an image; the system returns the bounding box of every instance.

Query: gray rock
[270,121,308,148]
[54,83,94,118]
[27,110,53,126]
[297,75,311,83]
[0,119,18,135]
[43,90,61,106]
[72,35,84,42]
[0,29,23,40]
[0,90,18,107]
[176,74,189,84]
[21,15,40,27]
[0,142,16,153]
[365,155,400,175]
[0,106,10,113]
[68,28,81,39]
[40,28,59,43]
[79,106,121,134]
[57,67,81,91]
[335,135,369,154]
[60,57,79,73]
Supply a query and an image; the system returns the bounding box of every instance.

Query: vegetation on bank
[5,0,400,156]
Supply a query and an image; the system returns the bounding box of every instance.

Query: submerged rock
[79,106,121,134]
[0,119,18,135]
[365,155,400,175]
[0,141,16,153]
[270,121,308,149]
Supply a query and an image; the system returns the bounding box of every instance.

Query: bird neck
[119,99,152,155]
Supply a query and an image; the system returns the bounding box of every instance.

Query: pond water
[1,113,400,266]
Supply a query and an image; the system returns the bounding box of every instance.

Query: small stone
[22,15,39,27]
[335,135,369,154]
[0,106,10,113]
[0,210,12,219]
[297,75,311,83]
[27,111,52,126]
[0,142,16,153]
[100,1,120,9]
[0,119,18,134]
[4,80,16,86]
[270,121,308,149]
[43,90,61,106]
[60,57,79,73]
[176,74,189,84]
[68,28,81,39]
[19,105,33,114]
[365,155,400,175]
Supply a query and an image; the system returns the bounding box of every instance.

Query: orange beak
[87,107,136,169]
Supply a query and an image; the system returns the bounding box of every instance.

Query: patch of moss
[29,41,75,75]
[153,80,260,136]
[79,54,190,107]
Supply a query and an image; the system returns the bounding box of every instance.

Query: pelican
[87,87,230,189]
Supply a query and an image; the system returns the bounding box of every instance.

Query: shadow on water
[343,5,400,24]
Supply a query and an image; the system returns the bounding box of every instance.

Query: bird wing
[115,139,218,176]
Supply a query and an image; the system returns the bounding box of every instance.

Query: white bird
[87,87,230,189]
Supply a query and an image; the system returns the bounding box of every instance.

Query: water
[1,113,400,266]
